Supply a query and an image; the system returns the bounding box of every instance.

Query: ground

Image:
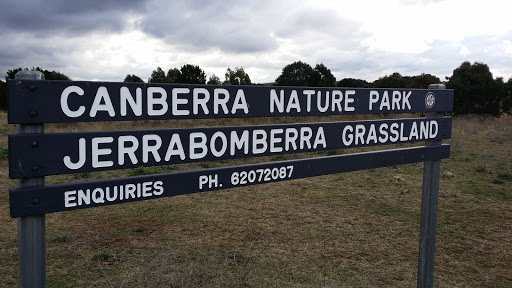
[0,112,511,287]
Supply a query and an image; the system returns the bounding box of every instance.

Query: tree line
[2,61,511,116]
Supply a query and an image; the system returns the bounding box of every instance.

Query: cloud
[138,0,279,53]
[459,46,471,56]
[503,40,512,55]
[0,0,148,79]
[1,0,512,83]
[0,0,144,35]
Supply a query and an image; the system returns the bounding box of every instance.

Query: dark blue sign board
[8,80,453,123]
[8,78,453,288]
[7,80,454,216]
[9,144,450,217]
[9,117,452,178]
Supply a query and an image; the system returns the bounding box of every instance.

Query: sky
[1,0,512,84]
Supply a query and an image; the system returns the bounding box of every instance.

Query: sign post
[6,79,454,287]
[14,70,46,288]
[417,84,445,288]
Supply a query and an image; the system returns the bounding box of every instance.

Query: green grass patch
[128,166,152,176]
[0,147,7,159]
[92,252,114,262]
[475,165,487,173]
[371,202,418,220]
[50,234,72,244]
[497,173,512,181]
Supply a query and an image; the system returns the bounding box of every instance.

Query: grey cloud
[273,6,368,58]
[275,7,345,38]
[138,0,279,53]
[419,34,512,79]
[0,32,78,78]
[2,0,511,84]
[0,0,147,78]
[0,0,145,35]
[459,34,512,79]
[330,37,502,82]
[326,48,451,82]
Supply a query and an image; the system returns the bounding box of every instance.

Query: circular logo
[425,92,435,109]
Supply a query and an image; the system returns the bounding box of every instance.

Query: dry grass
[1,112,511,287]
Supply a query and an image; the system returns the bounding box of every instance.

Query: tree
[0,80,6,109]
[373,72,407,88]
[224,67,252,85]
[207,74,222,85]
[408,73,440,89]
[312,63,336,87]
[43,70,71,81]
[148,67,167,83]
[275,61,315,86]
[123,74,144,83]
[446,61,501,116]
[179,64,206,84]
[167,68,181,83]
[3,67,70,109]
[6,67,70,81]
[504,78,512,115]
[5,68,23,80]
[337,78,371,88]
[494,77,510,115]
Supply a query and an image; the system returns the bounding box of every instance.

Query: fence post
[417,83,445,288]
[15,70,46,288]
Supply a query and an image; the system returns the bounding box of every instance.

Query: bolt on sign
[8,81,453,216]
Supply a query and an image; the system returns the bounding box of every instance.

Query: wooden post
[15,70,46,288]
[417,83,444,288]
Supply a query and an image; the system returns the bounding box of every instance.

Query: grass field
[0,112,511,287]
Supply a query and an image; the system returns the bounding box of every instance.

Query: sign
[9,145,450,217]
[9,117,452,178]
[8,78,453,287]
[7,80,454,218]
[8,80,454,123]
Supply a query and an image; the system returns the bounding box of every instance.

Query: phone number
[231,165,294,186]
